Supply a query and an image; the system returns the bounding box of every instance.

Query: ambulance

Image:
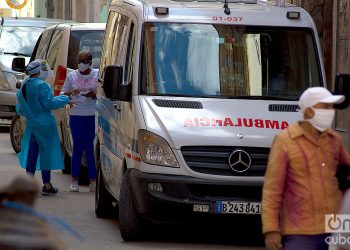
[94,0,350,240]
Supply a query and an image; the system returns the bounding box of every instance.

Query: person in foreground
[60,50,98,192]
[262,87,350,250]
[16,59,70,195]
[0,175,66,249]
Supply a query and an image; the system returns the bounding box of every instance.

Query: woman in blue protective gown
[16,59,70,195]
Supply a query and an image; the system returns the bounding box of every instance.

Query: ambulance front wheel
[119,171,144,241]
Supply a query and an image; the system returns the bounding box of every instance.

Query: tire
[95,156,115,218]
[10,115,22,153]
[119,171,143,241]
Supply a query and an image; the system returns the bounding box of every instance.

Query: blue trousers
[26,135,51,184]
[70,115,96,179]
[283,234,330,250]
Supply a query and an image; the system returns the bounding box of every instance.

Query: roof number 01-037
[212,16,243,22]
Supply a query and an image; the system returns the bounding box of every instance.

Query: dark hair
[78,50,92,63]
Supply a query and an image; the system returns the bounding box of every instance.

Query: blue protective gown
[16,77,70,171]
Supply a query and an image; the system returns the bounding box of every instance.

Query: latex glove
[265,232,282,250]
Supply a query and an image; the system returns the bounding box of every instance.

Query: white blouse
[60,69,98,116]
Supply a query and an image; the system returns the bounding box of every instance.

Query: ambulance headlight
[139,130,179,168]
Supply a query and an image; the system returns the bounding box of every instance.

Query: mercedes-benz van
[94,0,350,240]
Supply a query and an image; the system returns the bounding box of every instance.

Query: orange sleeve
[262,133,288,234]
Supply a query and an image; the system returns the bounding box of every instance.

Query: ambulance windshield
[141,23,322,100]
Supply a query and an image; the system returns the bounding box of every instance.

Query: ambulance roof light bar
[154,7,169,15]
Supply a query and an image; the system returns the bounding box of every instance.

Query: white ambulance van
[95,0,350,240]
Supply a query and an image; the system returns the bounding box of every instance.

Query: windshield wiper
[155,93,200,98]
[4,52,31,57]
[152,94,295,101]
[233,95,296,101]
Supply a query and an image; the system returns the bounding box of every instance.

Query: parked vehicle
[11,23,105,172]
[94,0,350,241]
[0,17,70,152]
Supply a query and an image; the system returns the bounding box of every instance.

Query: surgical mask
[307,108,335,132]
[38,70,49,80]
[78,63,90,72]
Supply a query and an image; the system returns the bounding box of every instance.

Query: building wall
[34,0,47,18]
[288,0,350,149]
[37,0,108,23]
[288,0,333,88]
[333,0,350,149]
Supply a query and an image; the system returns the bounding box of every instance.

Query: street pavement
[0,122,265,250]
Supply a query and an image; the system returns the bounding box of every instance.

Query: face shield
[39,60,54,80]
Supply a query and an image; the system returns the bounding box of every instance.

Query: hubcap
[13,118,23,151]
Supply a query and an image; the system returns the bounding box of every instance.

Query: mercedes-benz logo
[236,133,243,140]
[228,149,252,173]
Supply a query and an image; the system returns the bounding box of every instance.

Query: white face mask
[78,63,90,72]
[307,108,335,132]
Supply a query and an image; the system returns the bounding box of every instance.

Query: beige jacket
[262,122,350,235]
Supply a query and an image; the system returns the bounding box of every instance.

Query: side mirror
[334,73,350,110]
[103,65,131,102]
[12,57,26,73]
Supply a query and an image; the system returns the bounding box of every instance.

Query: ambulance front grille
[181,146,270,176]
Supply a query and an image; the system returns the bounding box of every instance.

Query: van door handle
[113,103,121,111]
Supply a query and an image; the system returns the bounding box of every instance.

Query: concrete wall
[39,0,104,23]
[289,0,334,88]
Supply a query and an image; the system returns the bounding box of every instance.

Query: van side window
[99,11,118,77]
[35,30,53,60]
[68,30,104,70]
[124,23,135,84]
[100,12,131,80]
[110,14,129,65]
[46,30,63,69]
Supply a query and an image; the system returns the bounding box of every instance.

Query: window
[34,30,54,60]
[46,30,63,69]
[110,14,129,65]
[124,23,135,84]
[99,12,132,80]
[99,11,118,76]
[67,30,104,69]
[141,23,322,100]
[0,26,44,56]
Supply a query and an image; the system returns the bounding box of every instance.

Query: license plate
[193,204,210,213]
[215,201,261,214]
